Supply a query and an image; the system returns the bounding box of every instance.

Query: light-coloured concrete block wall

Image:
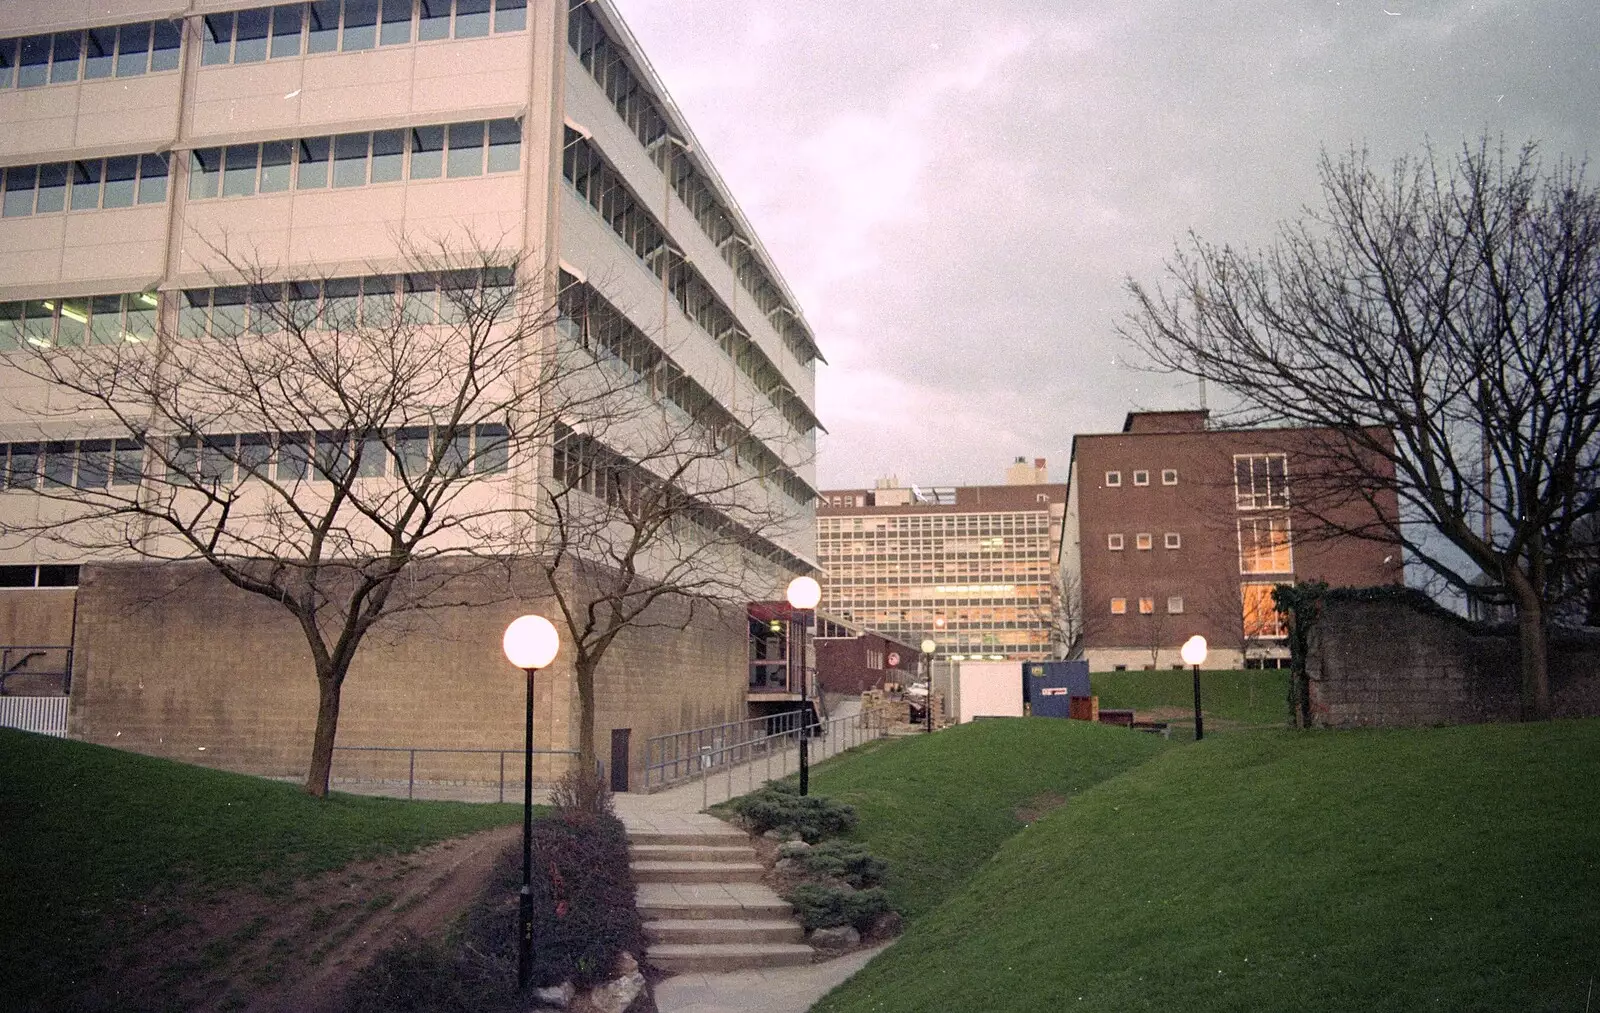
[67,557,749,788]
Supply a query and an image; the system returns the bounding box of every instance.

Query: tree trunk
[305,674,344,797]
[1508,582,1551,721]
[575,655,597,769]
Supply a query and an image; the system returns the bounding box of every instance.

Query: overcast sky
[611,0,1600,490]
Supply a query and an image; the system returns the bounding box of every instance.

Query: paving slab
[652,942,893,1013]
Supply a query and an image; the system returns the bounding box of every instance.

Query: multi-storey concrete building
[816,460,1067,662]
[0,0,820,787]
[1066,410,1401,670]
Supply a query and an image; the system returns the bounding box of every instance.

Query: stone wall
[67,559,749,790]
[1306,595,1600,727]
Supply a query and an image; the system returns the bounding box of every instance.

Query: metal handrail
[0,644,74,695]
[643,705,888,794]
[331,745,582,801]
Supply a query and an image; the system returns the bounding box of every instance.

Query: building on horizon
[816,460,1068,663]
[1065,410,1402,671]
[0,0,820,788]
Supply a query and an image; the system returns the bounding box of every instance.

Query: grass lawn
[1092,668,1291,730]
[0,729,523,1005]
[791,718,1173,920]
[816,719,1600,1013]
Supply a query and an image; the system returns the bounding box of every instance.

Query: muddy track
[88,824,520,1012]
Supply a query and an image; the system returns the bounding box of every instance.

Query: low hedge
[729,781,858,843]
[792,840,887,890]
[344,811,644,1012]
[784,883,892,932]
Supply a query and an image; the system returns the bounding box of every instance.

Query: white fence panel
[0,696,68,737]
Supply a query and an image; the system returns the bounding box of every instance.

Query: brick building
[817,460,1067,662]
[1065,410,1401,670]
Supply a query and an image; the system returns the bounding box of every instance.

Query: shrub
[549,764,614,818]
[784,883,892,932]
[459,811,645,990]
[343,812,644,1011]
[797,840,887,889]
[729,782,858,843]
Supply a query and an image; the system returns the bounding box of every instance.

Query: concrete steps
[645,917,804,945]
[627,819,813,973]
[646,942,815,973]
[632,860,766,884]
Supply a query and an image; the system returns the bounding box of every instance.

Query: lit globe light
[920,639,937,654]
[1180,634,1209,667]
[503,614,560,670]
[786,575,821,610]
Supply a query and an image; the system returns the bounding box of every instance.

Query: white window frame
[1165,532,1181,549]
[1107,533,1124,551]
[1138,597,1154,615]
[1162,469,1178,485]
[1135,533,1153,551]
[1132,470,1150,486]
[1167,596,1184,614]
[1234,452,1290,510]
[1110,597,1127,615]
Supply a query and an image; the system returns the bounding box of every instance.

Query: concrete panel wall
[66,556,747,788]
[1307,596,1600,727]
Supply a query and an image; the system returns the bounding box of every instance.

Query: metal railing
[330,745,582,802]
[0,695,67,736]
[1,645,73,695]
[643,705,888,796]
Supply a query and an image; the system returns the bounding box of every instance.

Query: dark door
[610,728,630,792]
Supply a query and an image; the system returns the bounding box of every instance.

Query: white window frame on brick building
[1107,532,1124,550]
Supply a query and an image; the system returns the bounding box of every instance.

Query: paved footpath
[613,733,891,1013]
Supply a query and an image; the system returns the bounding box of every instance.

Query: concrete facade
[816,465,1068,663]
[0,1,820,781]
[1069,411,1402,672]
[1307,594,1600,727]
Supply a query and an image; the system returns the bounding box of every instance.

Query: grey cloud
[614,0,1600,487]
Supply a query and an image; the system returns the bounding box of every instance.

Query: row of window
[1108,532,1182,551]
[562,130,818,438]
[176,269,513,340]
[0,426,507,493]
[566,2,820,370]
[201,0,526,66]
[0,293,159,351]
[0,564,81,588]
[0,0,528,94]
[189,119,520,200]
[552,424,807,575]
[0,21,181,89]
[1104,468,1178,488]
[2,155,168,219]
[1110,596,1185,616]
[556,275,815,510]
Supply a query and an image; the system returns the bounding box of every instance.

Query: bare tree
[0,242,626,795]
[521,279,809,768]
[1123,138,1600,718]
[1035,570,1099,659]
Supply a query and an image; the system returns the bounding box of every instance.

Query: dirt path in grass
[85,823,519,1013]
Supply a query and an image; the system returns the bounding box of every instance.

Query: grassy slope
[817,720,1600,1013]
[803,718,1172,920]
[1092,668,1291,727]
[0,729,522,1002]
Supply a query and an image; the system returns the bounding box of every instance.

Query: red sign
[887,652,901,667]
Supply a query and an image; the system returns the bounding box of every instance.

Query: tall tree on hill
[525,279,807,768]
[1123,138,1600,719]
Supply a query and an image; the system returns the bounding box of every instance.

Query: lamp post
[786,576,821,796]
[502,614,561,992]
[920,637,937,733]
[1181,634,1208,742]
